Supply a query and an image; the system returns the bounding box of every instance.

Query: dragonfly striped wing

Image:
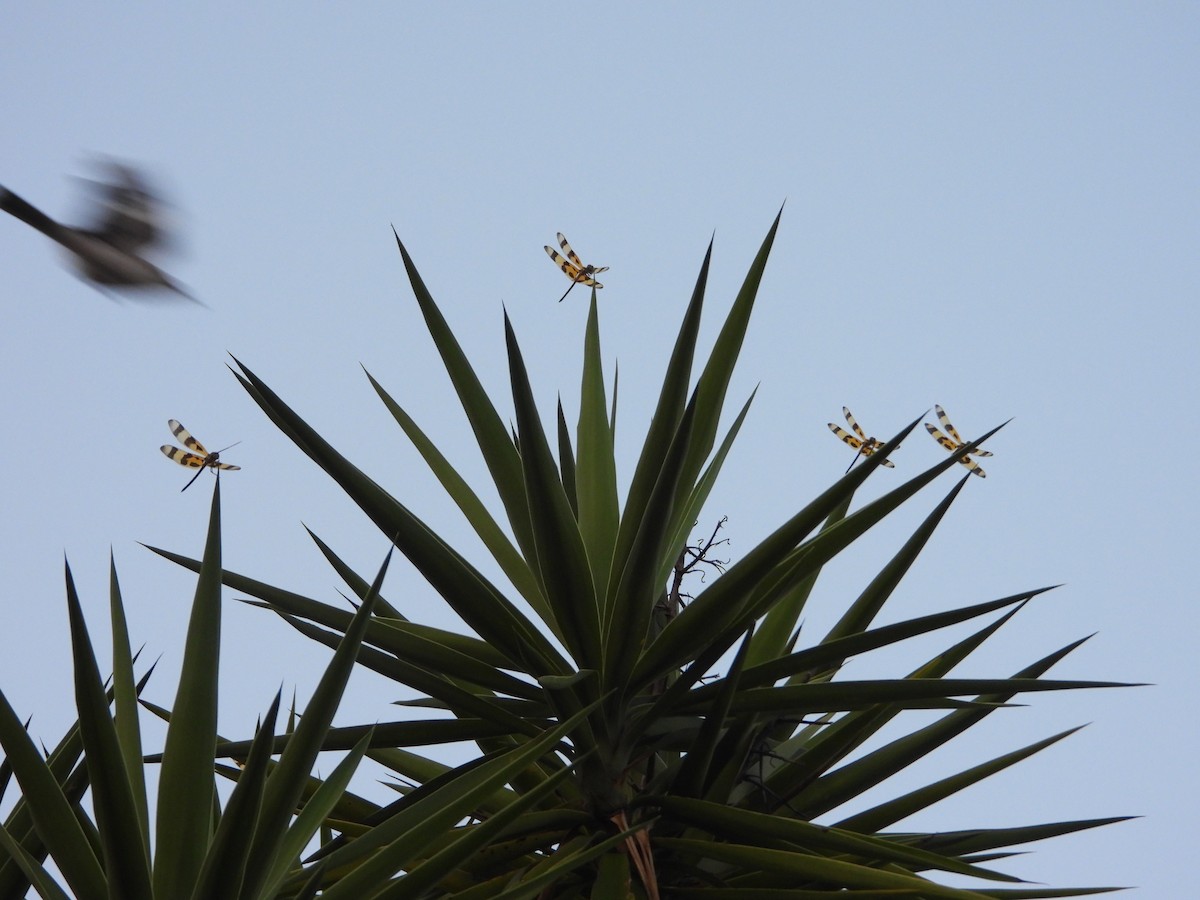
[167,418,207,455]
[161,419,240,491]
[545,233,608,301]
[925,404,989,477]
[160,444,239,471]
[933,405,992,456]
[828,407,894,470]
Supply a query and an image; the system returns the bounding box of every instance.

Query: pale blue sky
[1,5,1195,894]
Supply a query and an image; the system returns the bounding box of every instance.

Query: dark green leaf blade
[504,310,601,668]
[64,561,152,900]
[154,479,224,898]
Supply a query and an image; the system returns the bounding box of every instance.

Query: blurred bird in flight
[0,160,198,303]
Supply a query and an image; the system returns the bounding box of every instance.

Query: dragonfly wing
[842,407,868,442]
[958,457,987,477]
[935,405,966,446]
[167,419,207,455]
[556,232,584,269]
[828,424,862,449]
[924,423,958,452]
[934,406,992,456]
[546,247,584,281]
[162,445,207,468]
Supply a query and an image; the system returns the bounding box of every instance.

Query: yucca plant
[149,211,1131,898]
[0,487,401,900]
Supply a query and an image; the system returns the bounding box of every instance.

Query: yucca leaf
[504,310,601,669]
[64,560,153,900]
[189,692,281,900]
[624,615,753,752]
[208,720,514,762]
[259,728,374,898]
[144,553,540,714]
[667,890,929,898]
[273,603,538,701]
[630,416,925,689]
[676,678,1125,719]
[781,424,1006,588]
[157,534,515,681]
[302,528,522,671]
[744,465,983,640]
[576,295,620,603]
[825,477,970,650]
[237,547,389,899]
[154,479,224,898]
[0,741,13,807]
[660,798,1017,883]
[636,418,1005,691]
[288,861,329,900]
[784,636,1105,821]
[392,230,537,561]
[604,397,697,691]
[304,523,403,618]
[272,610,548,736]
[910,818,1136,859]
[0,665,155,900]
[725,589,1050,695]
[371,619,540,698]
[953,889,1124,898]
[481,827,645,900]
[592,850,632,900]
[0,824,72,900]
[750,497,852,667]
[107,556,149,856]
[369,754,582,899]
[657,837,993,898]
[314,706,596,899]
[835,727,1087,835]
[367,368,544,614]
[430,823,576,887]
[556,396,578,518]
[608,238,711,610]
[674,630,754,799]
[662,388,757,590]
[305,753,542,866]
[0,692,106,900]
[229,356,567,676]
[610,362,619,436]
[748,476,968,674]
[677,208,782,499]
[763,606,1038,812]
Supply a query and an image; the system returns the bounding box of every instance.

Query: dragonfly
[544,232,608,303]
[925,404,992,478]
[160,419,241,491]
[828,407,895,473]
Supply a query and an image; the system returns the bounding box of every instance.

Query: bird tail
[0,188,63,239]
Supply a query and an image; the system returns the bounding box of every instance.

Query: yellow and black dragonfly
[925,404,991,478]
[828,407,895,473]
[544,232,608,303]
[160,419,240,492]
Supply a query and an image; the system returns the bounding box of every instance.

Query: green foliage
[166,214,1128,896]
[0,486,383,899]
[0,213,1132,898]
